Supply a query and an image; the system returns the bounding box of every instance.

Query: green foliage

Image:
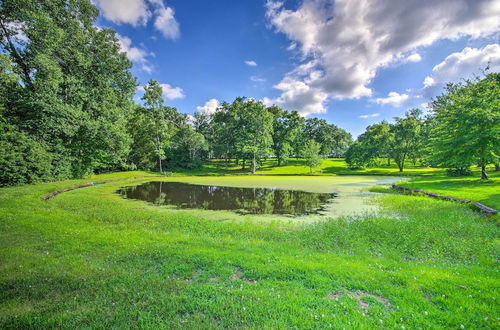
[445,168,472,177]
[0,120,53,186]
[268,106,304,165]
[347,109,425,172]
[302,118,352,157]
[345,141,372,168]
[166,124,208,169]
[429,73,500,179]
[139,80,171,172]
[212,98,274,173]
[391,109,424,172]
[0,0,136,182]
[302,140,323,173]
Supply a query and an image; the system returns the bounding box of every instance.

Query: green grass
[1,170,499,328]
[397,175,500,210]
[178,158,444,177]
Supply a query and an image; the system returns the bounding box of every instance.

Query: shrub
[446,167,472,177]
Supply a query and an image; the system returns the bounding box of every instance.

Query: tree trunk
[387,155,391,166]
[398,154,406,172]
[251,153,256,174]
[242,159,246,170]
[495,163,500,172]
[481,164,489,180]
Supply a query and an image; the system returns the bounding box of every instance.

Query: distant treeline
[346,73,499,179]
[0,0,351,186]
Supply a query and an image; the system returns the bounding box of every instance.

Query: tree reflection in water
[118,182,337,216]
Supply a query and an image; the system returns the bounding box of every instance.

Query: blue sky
[94,0,500,137]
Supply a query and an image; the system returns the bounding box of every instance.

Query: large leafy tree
[212,98,273,173]
[302,140,323,173]
[237,99,274,174]
[193,110,214,159]
[133,80,171,172]
[167,123,208,169]
[211,100,239,164]
[303,118,352,157]
[429,73,500,179]
[391,109,424,172]
[0,0,136,180]
[268,106,304,166]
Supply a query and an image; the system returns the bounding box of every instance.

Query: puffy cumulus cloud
[245,60,258,67]
[93,0,180,39]
[422,44,500,97]
[151,0,180,39]
[93,0,151,26]
[196,98,220,115]
[160,83,185,99]
[265,0,500,115]
[359,113,380,119]
[376,91,410,107]
[263,77,329,116]
[117,34,153,72]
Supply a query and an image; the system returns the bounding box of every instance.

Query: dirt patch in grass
[327,290,390,311]
[233,268,257,285]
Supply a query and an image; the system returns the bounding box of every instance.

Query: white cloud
[250,76,266,82]
[93,0,151,26]
[117,34,153,72]
[359,113,380,119]
[265,0,500,115]
[137,83,184,99]
[160,83,185,99]
[245,60,257,67]
[94,0,180,39]
[196,98,220,115]
[422,43,500,97]
[153,4,180,39]
[406,53,422,63]
[263,77,329,116]
[375,91,410,107]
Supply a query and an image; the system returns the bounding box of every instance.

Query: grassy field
[178,158,445,176]
[1,165,499,328]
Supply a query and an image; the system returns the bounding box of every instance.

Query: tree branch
[0,18,34,90]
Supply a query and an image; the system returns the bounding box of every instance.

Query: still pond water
[117,176,401,218]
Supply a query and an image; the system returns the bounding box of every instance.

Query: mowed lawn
[0,170,499,328]
[181,158,444,176]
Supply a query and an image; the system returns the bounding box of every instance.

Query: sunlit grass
[0,171,498,328]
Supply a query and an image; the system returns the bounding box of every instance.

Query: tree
[345,141,373,169]
[0,0,136,180]
[303,140,323,173]
[391,109,424,172]
[166,124,208,169]
[303,118,351,157]
[429,73,500,179]
[211,98,273,173]
[237,99,274,174]
[193,110,214,159]
[268,106,304,166]
[141,80,167,173]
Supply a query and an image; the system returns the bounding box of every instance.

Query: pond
[117,176,402,218]
[119,181,338,215]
